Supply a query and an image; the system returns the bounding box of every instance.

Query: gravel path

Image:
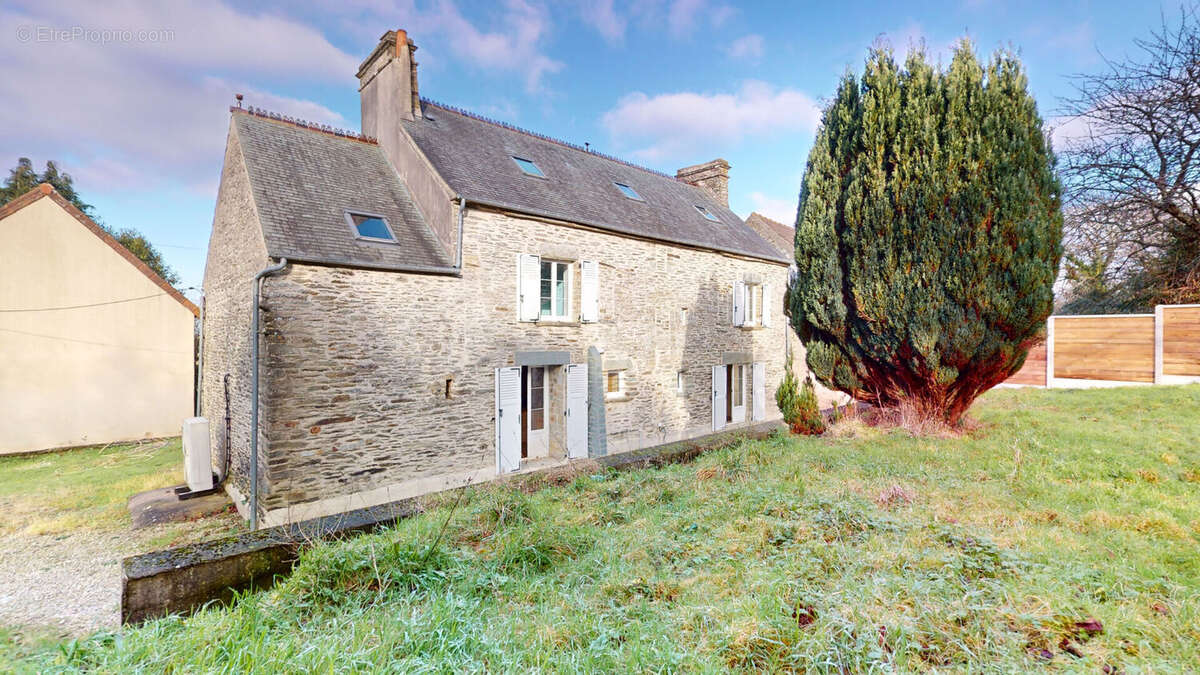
[0,530,142,637]
[0,511,241,638]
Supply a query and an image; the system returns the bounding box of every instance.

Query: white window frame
[343,209,397,243]
[539,259,573,322]
[739,282,765,327]
[604,370,627,400]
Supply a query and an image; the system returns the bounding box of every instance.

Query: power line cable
[0,293,166,313]
[0,327,193,354]
[0,287,200,313]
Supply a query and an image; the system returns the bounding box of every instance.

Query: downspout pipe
[250,257,288,530]
[455,195,465,270]
[195,292,205,417]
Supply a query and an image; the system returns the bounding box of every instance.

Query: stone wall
[255,206,793,514]
[200,124,272,506]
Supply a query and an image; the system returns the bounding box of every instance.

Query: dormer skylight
[614,182,643,201]
[345,210,396,242]
[512,156,545,177]
[694,205,720,222]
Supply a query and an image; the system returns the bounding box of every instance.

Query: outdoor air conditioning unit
[181,417,213,493]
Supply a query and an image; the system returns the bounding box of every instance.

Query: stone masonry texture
[200,124,272,508]
[253,206,791,512]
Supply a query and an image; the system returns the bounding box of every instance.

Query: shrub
[777,354,826,435]
[790,41,1062,425]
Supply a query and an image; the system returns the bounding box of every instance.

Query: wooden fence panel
[1054,316,1156,383]
[1162,306,1200,376]
[1005,341,1047,385]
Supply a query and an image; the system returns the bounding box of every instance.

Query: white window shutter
[494,367,522,473]
[518,254,541,322]
[762,283,771,327]
[733,280,746,327]
[580,260,599,323]
[566,363,589,458]
[752,362,766,421]
[712,365,727,431]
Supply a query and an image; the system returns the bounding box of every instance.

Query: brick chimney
[676,159,730,207]
[357,29,422,137]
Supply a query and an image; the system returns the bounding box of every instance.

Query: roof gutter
[249,257,288,530]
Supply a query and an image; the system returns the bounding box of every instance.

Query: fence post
[1045,316,1055,388]
[1153,305,1164,385]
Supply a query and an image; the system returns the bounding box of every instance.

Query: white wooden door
[526,366,549,459]
[495,367,522,473]
[565,363,588,458]
[712,365,727,431]
[730,364,746,424]
[752,362,766,421]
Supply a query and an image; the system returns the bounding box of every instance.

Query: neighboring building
[202,29,800,526]
[742,212,847,409]
[0,184,198,455]
[745,212,796,258]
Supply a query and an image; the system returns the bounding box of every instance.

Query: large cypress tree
[790,42,1062,425]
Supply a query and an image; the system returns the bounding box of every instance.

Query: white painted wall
[0,195,196,454]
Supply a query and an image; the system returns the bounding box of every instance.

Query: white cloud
[431,0,563,91]
[601,80,822,161]
[579,0,626,44]
[748,192,798,226]
[1046,113,1104,153]
[0,1,351,193]
[876,20,959,63]
[726,34,764,61]
[667,0,705,38]
[663,0,735,38]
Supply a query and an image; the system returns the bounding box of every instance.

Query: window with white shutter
[762,283,771,327]
[580,260,599,322]
[732,280,746,326]
[517,254,541,322]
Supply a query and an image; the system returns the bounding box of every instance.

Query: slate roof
[744,212,796,259]
[233,111,452,271]
[403,101,789,264]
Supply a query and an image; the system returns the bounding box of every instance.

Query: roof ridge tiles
[232,106,378,145]
[419,98,679,181]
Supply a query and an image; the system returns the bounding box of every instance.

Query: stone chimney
[676,159,730,207]
[357,29,421,138]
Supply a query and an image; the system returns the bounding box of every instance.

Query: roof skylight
[512,156,545,177]
[694,205,720,222]
[614,182,643,201]
[345,211,396,242]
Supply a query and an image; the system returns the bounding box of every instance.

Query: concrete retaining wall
[121,421,783,625]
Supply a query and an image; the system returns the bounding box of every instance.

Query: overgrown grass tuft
[4,385,1200,672]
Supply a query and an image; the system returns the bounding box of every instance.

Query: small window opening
[345,211,396,241]
[445,377,453,399]
[694,204,720,222]
[614,182,643,201]
[513,156,546,177]
[605,370,626,399]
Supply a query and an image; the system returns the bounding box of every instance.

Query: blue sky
[1,0,1186,301]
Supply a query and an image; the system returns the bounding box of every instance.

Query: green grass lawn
[0,439,187,535]
[7,386,1200,672]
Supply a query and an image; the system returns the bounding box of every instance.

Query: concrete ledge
[120,421,782,625]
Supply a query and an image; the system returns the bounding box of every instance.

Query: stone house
[202,29,797,526]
